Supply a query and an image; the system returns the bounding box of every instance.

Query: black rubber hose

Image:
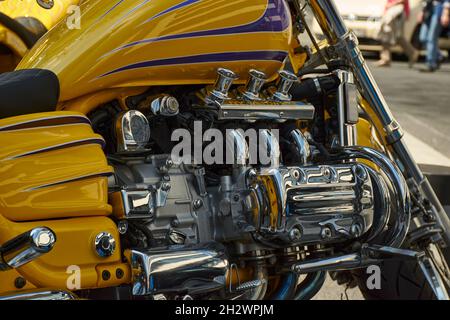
[0,12,40,49]
[293,271,326,300]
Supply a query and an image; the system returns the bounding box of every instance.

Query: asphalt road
[369,60,450,160]
[313,59,450,300]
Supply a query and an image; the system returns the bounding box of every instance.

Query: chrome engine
[92,67,407,299]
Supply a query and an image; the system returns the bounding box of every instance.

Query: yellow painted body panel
[17,0,293,102]
[0,111,113,221]
[0,214,129,292]
[0,0,79,31]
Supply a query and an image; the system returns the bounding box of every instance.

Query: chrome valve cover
[248,163,375,244]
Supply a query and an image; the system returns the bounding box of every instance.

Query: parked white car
[311,0,450,54]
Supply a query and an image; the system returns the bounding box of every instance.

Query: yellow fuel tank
[17,0,293,102]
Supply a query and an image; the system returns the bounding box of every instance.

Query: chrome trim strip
[0,290,76,300]
[0,115,91,132]
[24,172,113,192]
[5,138,106,160]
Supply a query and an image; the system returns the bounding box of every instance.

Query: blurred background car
[311,0,450,56]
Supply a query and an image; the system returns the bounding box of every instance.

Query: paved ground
[370,60,450,162]
[313,59,450,300]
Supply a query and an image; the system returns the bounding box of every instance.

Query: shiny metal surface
[226,129,249,166]
[94,232,116,258]
[0,289,76,300]
[218,102,315,121]
[249,163,375,244]
[150,95,180,117]
[334,69,357,147]
[308,0,450,244]
[127,242,229,296]
[292,253,362,273]
[207,68,239,104]
[1,227,56,270]
[242,69,267,101]
[36,0,55,10]
[289,129,311,165]
[272,70,299,101]
[115,110,151,153]
[331,147,410,248]
[259,129,281,167]
[418,254,450,300]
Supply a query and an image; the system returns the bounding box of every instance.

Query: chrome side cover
[127,242,229,296]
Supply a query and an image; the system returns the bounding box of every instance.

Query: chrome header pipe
[306,0,450,244]
[331,146,410,248]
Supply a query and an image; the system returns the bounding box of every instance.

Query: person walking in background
[376,0,419,67]
[419,0,450,72]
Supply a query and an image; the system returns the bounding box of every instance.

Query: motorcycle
[0,0,79,73]
[0,0,449,300]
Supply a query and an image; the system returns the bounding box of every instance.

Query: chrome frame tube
[306,0,450,244]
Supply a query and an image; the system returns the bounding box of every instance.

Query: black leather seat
[0,69,60,118]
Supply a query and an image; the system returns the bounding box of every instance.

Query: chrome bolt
[30,227,56,252]
[321,227,332,239]
[289,227,302,241]
[94,232,116,257]
[117,221,128,235]
[165,96,180,114]
[291,169,301,180]
[193,199,203,210]
[37,0,54,9]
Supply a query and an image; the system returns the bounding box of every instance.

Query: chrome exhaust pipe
[0,227,56,271]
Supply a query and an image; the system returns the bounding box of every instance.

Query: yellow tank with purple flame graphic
[18,0,294,102]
